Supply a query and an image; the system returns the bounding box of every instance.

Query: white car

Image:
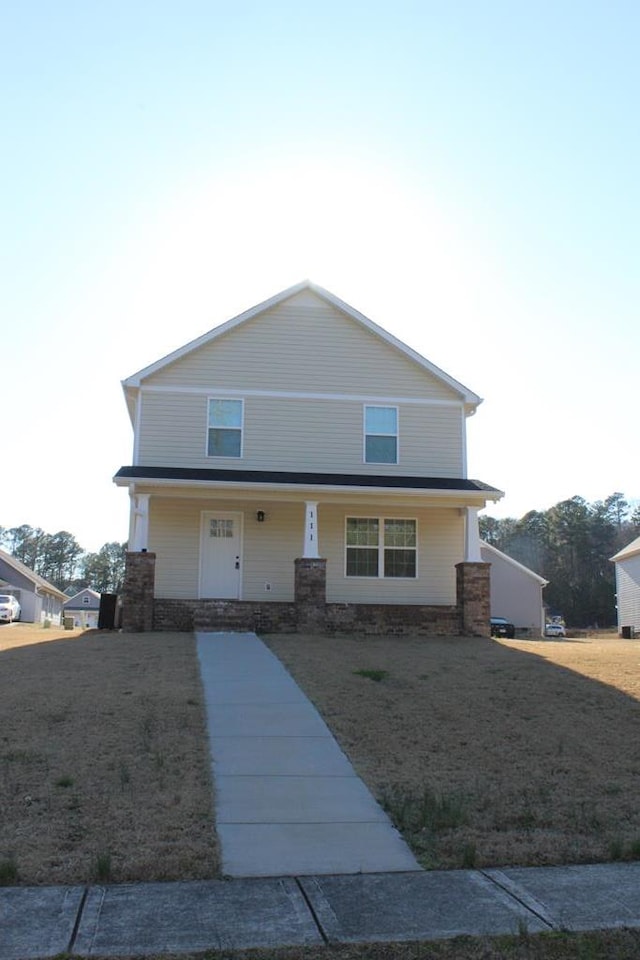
[0,595,21,623]
[545,622,566,638]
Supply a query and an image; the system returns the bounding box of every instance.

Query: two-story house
[114,281,502,634]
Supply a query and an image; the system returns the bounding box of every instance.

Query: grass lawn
[0,622,219,885]
[83,929,640,960]
[266,631,640,871]
[3,624,640,958]
[3,624,640,885]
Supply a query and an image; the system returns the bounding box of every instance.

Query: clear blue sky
[2,1,638,551]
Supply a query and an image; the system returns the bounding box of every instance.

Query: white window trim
[205,397,244,459]
[344,515,418,579]
[363,405,399,464]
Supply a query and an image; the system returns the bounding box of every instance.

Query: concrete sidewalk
[5,863,640,958]
[196,631,420,876]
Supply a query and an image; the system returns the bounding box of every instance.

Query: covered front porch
[116,470,496,636]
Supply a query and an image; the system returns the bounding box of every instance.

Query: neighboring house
[480,541,548,636]
[610,536,640,637]
[0,548,67,624]
[114,281,503,634]
[63,588,101,628]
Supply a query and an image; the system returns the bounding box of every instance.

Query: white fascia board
[611,535,640,563]
[121,280,483,412]
[64,588,101,605]
[122,384,138,427]
[122,281,311,388]
[0,548,68,599]
[480,540,549,586]
[112,473,502,504]
[308,282,482,411]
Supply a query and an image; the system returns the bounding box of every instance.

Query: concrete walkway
[196,631,420,876]
[6,863,640,958]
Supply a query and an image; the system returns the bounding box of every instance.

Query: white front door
[199,511,243,599]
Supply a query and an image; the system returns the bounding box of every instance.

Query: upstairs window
[364,406,398,463]
[346,517,417,578]
[207,399,243,458]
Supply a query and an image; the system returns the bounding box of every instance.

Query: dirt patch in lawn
[0,623,219,885]
[265,632,640,871]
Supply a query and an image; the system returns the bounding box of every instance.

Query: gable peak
[122,281,482,415]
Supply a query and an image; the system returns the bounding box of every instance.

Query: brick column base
[456,561,491,636]
[294,558,327,632]
[122,551,156,632]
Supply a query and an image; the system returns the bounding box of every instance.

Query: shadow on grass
[265,631,640,871]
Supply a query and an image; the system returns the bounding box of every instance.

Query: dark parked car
[490,616,515,639]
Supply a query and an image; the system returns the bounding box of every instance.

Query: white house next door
[199,512,243,599]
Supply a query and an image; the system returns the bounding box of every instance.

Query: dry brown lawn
[266,631,640,871]
[97,928,640,960]
[3,621,640,894]
[0,622,219,885]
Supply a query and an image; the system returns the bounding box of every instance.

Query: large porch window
[345,517,417,578]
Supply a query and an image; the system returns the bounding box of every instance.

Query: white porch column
[128,489,137,547]
[130,493,150,552]
[464,506,483,562]
[303,501,320,559]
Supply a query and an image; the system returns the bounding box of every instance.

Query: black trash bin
[98,593,118,629]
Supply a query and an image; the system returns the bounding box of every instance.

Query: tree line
[480,493,640,627]
[0,525,126,595]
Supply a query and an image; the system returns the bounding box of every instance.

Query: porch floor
[196,631,421,877]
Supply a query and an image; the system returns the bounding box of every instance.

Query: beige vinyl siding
[322,505,463,605]
[148,496,463,604]
[615,556,640,631]
[138,391,464,476]
[144,291,461,401]
[242,501,301,601]
[150,497,304,601]
[149,498,201,599]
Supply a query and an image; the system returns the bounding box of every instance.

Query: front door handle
[235,556,240,570]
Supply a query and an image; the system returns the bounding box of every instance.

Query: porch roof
[114,465,502,499]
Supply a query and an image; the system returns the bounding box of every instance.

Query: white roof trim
[0,547,69,599]
[480,540,549,586]
[611,535,640,563]
[122,280,482,408]
[64,588,101,605]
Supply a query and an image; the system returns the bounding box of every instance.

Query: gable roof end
[122,281,482,415]
[0,548,68,600]
[480,541,549,586]
[611,536,640,563]
[64,588,101,608]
